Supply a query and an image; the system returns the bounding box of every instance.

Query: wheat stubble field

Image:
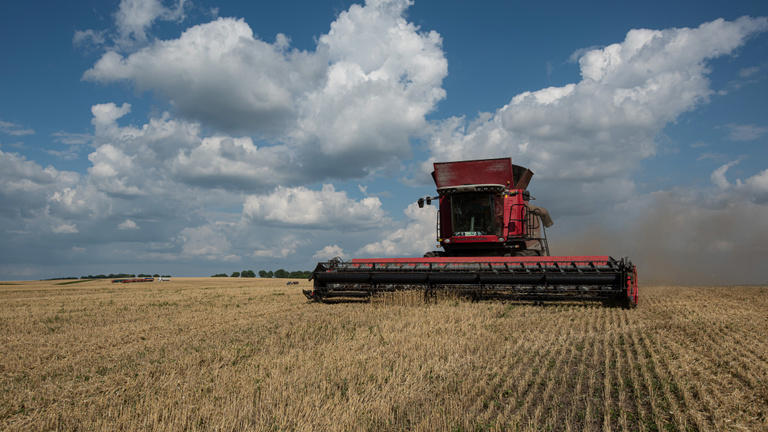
[1,278,767,431]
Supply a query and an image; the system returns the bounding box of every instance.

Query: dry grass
[1,278,767,431]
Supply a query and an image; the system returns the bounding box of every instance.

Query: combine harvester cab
[306,158,638,307]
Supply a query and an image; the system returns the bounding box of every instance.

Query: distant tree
[162,275,171,278]
[242,270,256,278]
[212,273,227,277]
[153,274,160,277]
[231,271,240,278]
[258,269,313,278]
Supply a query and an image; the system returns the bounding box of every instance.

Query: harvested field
[1,278,767,431]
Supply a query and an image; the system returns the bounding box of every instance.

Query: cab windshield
[450,193,499,236]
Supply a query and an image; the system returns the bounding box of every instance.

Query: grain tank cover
[432,158,534,190]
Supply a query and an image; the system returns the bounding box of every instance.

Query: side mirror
[417,198,425,208]
[426,197,432,205]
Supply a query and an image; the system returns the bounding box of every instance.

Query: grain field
[1,278,767,431]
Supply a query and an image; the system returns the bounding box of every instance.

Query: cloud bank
[84,0,447,182]
[425,17,768,215]
[1,0,766,283]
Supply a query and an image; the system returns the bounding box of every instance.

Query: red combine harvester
[305,158,638,307]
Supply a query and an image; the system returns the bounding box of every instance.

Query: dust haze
[552,192,768,285]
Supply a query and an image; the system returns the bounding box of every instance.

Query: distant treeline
[212,269,312,279]
[79,274,171,279]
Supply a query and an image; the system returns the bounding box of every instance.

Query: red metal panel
[351,256,613,264]
[432,158,534,189]
[433,158,514,188]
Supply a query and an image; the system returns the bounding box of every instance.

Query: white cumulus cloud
[243,184,386,229]
[424,17,768,215]
[358,203,437,256]
[52,223,78,234]
[252,237,305,259]
[171,136,294,190]
[179,224,239,261]
[115,0,186,48]
[726,123,768,141]
[711,160,768,204]
[313,244,346,260]
[118,219,139,230]
[0,120,35,136]
[84,0,447,180]
[0,150,80,218]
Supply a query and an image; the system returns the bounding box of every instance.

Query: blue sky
[1,0,767,282]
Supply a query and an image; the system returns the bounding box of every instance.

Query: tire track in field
[608,307,635,431]
[632,319,694,431]
[660,334,736,430]
[542,307,596,431]
[562,304,604,431]
[642,330,710,431]
[627,309,678,431]
[469,313,534,426]
[585,305,606,431]
[539,306,589,430]
[494,308,565,429]
[507,306,585,428]
[468,304,563,429]
[568,305,603,432]
[601,307,614,432]
[498,306,568,429]
[568,306,604,430]
[619,309,654,432]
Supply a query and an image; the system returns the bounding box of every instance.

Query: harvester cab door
[504,191,526,238]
